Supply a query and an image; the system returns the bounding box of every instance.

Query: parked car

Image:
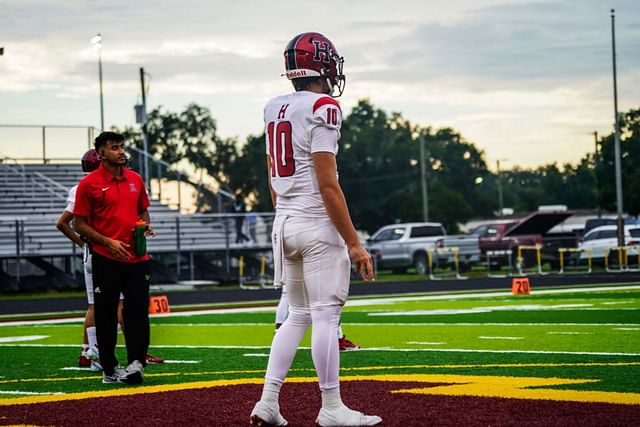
[366,222,446,274]
[578,224,640,263]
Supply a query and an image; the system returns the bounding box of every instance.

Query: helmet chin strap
[325,77,334,96]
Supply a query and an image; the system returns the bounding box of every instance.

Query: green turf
[0,283,639,399]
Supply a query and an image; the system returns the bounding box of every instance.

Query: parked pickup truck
[478,210,573,267]
[433,230,483,272]
[435,211,573,270]
[366,222,446,274]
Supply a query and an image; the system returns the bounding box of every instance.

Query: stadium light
[91,34,104,132]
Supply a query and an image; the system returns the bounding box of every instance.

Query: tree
[116,104,238,212]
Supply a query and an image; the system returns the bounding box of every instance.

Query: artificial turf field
[0,282,639,425]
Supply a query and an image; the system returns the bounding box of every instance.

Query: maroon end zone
[1,380,639,426]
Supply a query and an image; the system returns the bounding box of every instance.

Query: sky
[1,0,639,170]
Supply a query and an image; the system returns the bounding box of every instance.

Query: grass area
[0,283,639,401]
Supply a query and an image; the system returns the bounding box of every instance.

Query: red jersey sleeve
[137,175,150,214]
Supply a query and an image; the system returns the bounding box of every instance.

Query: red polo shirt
[74,164,150,263]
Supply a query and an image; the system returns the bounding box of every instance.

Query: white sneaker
[83,347,100,362]
[102,366,127,384]
[250,400,288,426]
[316,405,382,426]
[122,360,144,385]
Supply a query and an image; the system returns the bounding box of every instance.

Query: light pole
[420,134,429,221]
[610,9,624,248]
[90,34,104,132]
[139,67,150,189]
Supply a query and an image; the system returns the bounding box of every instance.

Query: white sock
[311,306,342,390]
[337,323,344,339]
[265,310,311,383]
[82,344,89,352]
[321,386,343,410]
[87,326,98,350]
[260,380,283,404]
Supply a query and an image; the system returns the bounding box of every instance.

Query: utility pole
[90,34,104,131]
[497,160,504,216]
[420,135,429,221]
[139,67,150,190]
[611,9,624,248]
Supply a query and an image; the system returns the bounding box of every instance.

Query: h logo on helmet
[312,41,331,63]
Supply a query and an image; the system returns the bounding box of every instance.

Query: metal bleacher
[0,161,274,287]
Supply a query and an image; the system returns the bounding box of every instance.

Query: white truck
[365,222,447,274]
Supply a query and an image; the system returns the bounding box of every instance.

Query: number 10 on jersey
[267,121,295,178]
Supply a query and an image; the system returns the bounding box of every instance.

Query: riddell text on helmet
[286,70,308,78]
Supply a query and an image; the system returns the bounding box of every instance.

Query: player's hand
[145,225,156,237]
[106,238,131,261]
[348,244,375,282]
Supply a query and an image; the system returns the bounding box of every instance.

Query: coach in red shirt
[74,131,156,385]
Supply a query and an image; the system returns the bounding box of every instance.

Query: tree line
[117,100,640,234]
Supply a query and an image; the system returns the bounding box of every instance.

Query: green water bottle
[134,219,148,256]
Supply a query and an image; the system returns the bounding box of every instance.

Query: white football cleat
[316,405,382,426]
[250,400,288,426]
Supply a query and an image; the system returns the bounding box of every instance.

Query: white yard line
[478,336,523,340]
[547,331,592,335]
[1,343,639,357]
[0,335,48,342]
[0,391,65,395]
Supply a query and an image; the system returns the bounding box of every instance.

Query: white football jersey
[65,185,78,213]
[264,91,343,217]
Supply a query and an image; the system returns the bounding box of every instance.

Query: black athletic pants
[92,253,151,375]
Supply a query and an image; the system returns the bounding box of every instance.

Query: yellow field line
[3,361,638,387]
[1,372,640,406]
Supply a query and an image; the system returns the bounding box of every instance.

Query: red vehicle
[478,211,573,267]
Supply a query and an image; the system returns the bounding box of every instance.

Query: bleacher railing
[0,212,275,285]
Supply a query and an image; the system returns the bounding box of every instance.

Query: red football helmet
[81,148,101,172]
[284,32,345,97]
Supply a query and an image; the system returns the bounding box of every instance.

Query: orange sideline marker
[149,295,171,313]
[511,277,531,295]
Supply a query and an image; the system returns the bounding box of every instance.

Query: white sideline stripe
[1,343,638,357]
[0,335,48,342]
[163,360,201,364]
[243,353,270,357]
[11,321,640,328]
[478,336,523,340]
[345,284,640,306]
[1,284,638,327]
[406,342,446,345]
[0,391,65,395]
[60,367,97,371]
[355,348,640,357]
[613,327,640,331]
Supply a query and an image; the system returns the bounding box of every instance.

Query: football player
[250,32,381,426]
